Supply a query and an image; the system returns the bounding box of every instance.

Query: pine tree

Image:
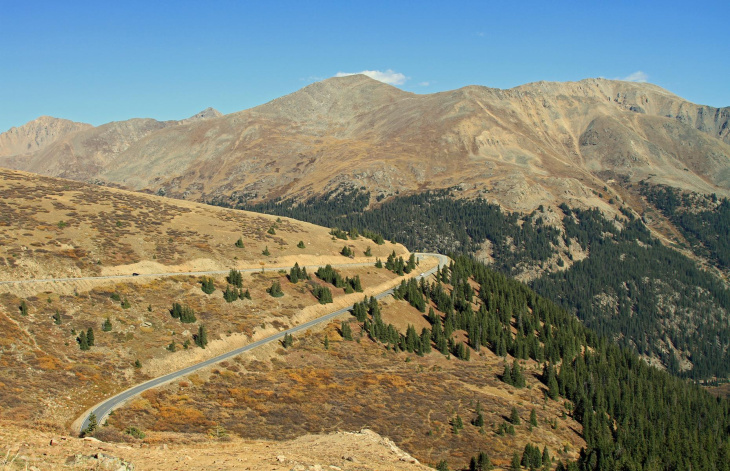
[53,310,62,325]
[341,322,353,341]
[121,298,131,309]
[235,237,244,248]
[282,333,294,348]
[510,452,522,471]
[224,285,239,302]
[530,408,538,427]
[262,246,270,256]
[201,277,215,294]
[78,330,89,350]
[267,280,284,297]
[374,258,383,268]
[102,317,112,332]
[341,245,353,257]
[297,240,305,249]
[267,226,276,235]
[474,411,485,427]
[503,362,513,385]
[364,246,372,256]
[84,412,98,436]
[19,300,28,316]
[227,269,243,287]
[195,324,208,348]
[436,460,449,471]
[323,335,329,350]
[510,406,521,425]
[541,446,551,467]
[511,360,526,388]
[87,327,95,346]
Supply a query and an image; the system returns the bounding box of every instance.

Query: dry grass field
[107,285,585,470]
[0,168,411,431]
[0,168,402,283]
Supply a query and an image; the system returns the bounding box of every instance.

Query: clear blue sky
[1,0,728,132]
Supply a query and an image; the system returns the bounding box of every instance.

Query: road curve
[78,253,448,433]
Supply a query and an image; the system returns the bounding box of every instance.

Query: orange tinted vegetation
[109,315,584,469]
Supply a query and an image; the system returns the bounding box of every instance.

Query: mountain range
[2,75,729,213]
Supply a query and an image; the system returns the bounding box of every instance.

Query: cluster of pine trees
[169,302,196,323]
[431,256,730,470]
[384,251,416,275]
[288,262,310,283]
[641,182,730,270]
[315,265,362,293]
[534,206,730,379]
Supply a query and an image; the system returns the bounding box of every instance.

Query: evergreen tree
[282,333,294,348]
[53,310,62,325]
[267,226,276,235]
[223,285,239,302]
[200,277,216,294]
[530,408,538,427]
[375,258,383,268]
[267,280,284,297]
[19,300,28,316]
[323,335,329,350]
[509,452,522,471]
[78,330,89,350]
[364,246,372,256]
[194,324,208,348]
[541,447,551,467]
[102,317,112,332]
[510,406,521,425]
[435,460,449,471]
[84,413,98,436]
[87,327,95,346]
[121,298,131,309]
[502,362,513,385]
[341,245,353,257]
[227,269,243,287]
[511,360,526,388]
[235,237,244,248]
[297,240,305,249]
[262,246,271,256]
[312,285,333,304]
[341,322,353,341]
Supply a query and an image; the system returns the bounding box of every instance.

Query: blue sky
[1,0,728,132]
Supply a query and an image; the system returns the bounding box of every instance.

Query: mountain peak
[180,107,223,124]
[0,116,92,158]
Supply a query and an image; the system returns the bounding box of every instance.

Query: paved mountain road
[77,253,448,433]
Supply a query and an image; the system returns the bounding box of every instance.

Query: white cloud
[418,81,430,87]
[335,69,408,85]
[621,71,649,83]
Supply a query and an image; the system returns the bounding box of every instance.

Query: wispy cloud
[335,69,408,85]
[418,81,430,87]
[620,71,649,83]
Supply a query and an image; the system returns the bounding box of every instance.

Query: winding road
[77,253,448,433]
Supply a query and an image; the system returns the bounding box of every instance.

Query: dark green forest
[210,188,560,272]
[532,206,730,379]
[355,256,730,470]
[413,256,730,470]
[641,183,730,270]
[209,187,730,380]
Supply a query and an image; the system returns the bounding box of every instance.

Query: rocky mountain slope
[1,76,728,213]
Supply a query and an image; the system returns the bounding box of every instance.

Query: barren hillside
[2,76,729,213]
